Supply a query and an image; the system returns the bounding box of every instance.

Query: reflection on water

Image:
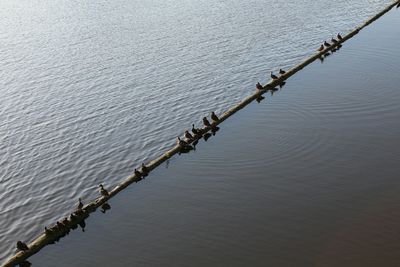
[25,7,400,267]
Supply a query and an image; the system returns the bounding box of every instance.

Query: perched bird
[44,227,53,236]
[177,137,189,147]
[134,168,142,177]
[331,37,338,44]
[256,82,263,90]
[203,117,211,127]
[210,112,219,122]
[99,184,109,197]
[77,198,83,210]
[270,71,278,80]
[16,241,29,251]
[337,33,343,40]
[324,41,331,47]
[279,69,286,75]
[317,44,324,51]
[191,124,201,135]
[184,130,193,140]
[141,163,149,174]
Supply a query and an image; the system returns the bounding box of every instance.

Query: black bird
[77,198,83,210]
[331,37,338,44]
[16,241,29,251]
[270,71,278,80]
[324,41,331,47]
[279,69,286,75]
[134,168,141,177]
[210,112,219,122]
[337,33,343,41]
[99,184,109,197]
[177,137,188,147]
[141,163,149,174]
[256,82,263,90]
[184,130,193,140]
[191,124,201,135]
[203,117,211,128]
[317,44,324,51]
[44,227,53,236]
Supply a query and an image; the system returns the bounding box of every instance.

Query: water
[0,0,397,263]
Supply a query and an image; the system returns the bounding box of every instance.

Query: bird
[191,124,201,135]
[203,117,211,127]
[270,71,278,80]
[177,137,189,147]
[134,168,142,177]
[210,112,219,122]
[141,163,149,174]
[337,33,343,40]
[77,198,83,210]
[99,184,109,197]
[44,227,53,235]
[317,44,324,51]
[184,130,193,140]
[324,41,331,47]
[256,82,263,90]
[331,37,338,44]
[279,68,286,75]
[16,241,29,251]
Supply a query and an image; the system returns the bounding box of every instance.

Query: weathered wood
[1,1,399,266]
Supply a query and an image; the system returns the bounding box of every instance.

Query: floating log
[1,1,399,266]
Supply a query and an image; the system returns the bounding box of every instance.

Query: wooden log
[1,1,399,266]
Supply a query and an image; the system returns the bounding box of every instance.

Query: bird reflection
[256,95,265,103]
[318,56,324,63]
[279,81,286,89]
[78,220,86,232]
[19,261,32,267]
[203,133,212,141]
[211,126,220,135]
[101,203,111,214]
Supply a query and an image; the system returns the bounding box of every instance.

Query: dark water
[17,6,400,267]
[1,0,395,262]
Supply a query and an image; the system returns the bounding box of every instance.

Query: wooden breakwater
[2,1,399,266]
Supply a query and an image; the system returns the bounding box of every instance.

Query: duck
[141,163,149,174]
[279,68,286,75]
[324,41,331,47]
[203,117,211,128]
[77,198,83,210]
[256,82,263,90]
[331,37,338,44]
[270,71,278,80]
[44,227,53,236]
[16,241,29,251]
[210,112,219,122]
[134,168,142,177]
[99,184,109,197]
[317,44,324,51]
[191,124,201,135]
[337,33,343,40]
[184,130,193,140]
[177,137,189,147]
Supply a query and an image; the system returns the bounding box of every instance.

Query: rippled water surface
[1,0,399,264]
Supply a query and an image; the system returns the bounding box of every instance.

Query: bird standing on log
[324,41,331,47]
[317,44,324,51]
[191,124,201,135]
[279,69,286,75]
[141,163,149,174]
[16,241,29,251]
[203,117,211,127]
[184,130,193,140]
[331,37,338,44]
[134,168,142,177]
[337,33,343,41]
[270,71,278,80]
[177,137,189,147]
[99,184,109,197]
[77,198,83,210]
[210,112,219,122]
[256,82,263,90]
